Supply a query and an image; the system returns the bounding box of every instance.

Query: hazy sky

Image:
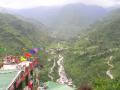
[0,0,119,9]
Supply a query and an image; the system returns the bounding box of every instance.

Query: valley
[47,43,73,86]
[0,2,120,90]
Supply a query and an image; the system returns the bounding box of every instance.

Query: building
[0,59,39,90]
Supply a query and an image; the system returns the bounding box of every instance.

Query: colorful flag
[29,50,36,55]
[33,48,39,53]
[20,56,26,62]
[24,52,32,58]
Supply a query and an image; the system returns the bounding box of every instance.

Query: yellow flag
[20,56,26,62]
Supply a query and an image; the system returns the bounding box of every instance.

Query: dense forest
[63,9,120,90]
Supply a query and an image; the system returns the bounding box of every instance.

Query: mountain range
[13,3,108,39]
[16,4,107,26]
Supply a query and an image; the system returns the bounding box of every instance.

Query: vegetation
[63,9,120,90]
[35,8,120,90]
[0,13,51,57]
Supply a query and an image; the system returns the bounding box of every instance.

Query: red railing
[16,59,38,88]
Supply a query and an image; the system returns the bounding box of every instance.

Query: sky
[0,0,120,9]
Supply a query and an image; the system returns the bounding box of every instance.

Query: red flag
[24,52,32,58]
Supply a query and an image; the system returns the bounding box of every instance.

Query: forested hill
[16,4,107,27]
[0,13,50,55]
[14,4,107,40]
[63,8,120,90]
[87,8,120,49]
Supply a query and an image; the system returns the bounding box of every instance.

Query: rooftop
[0,70,20,90]
[46,81,75,90]
[0,61,32,90]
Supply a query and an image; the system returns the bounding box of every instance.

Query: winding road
[48,58,56,81]
[106,56,114,79]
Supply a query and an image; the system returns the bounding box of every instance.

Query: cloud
[0,0,119,9]
[112,0,120,2]
[73,0,119,7]
[0,0,71,9]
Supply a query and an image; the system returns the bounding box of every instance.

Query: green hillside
[63,9,120,90]
[0,13,49,56]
